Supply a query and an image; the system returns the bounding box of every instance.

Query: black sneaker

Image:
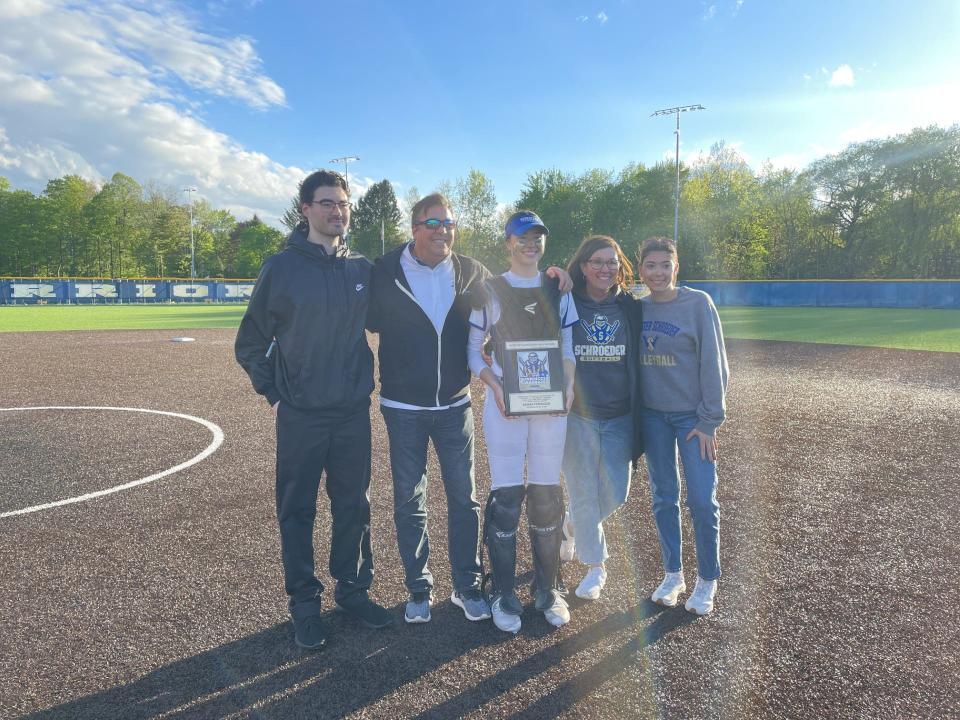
[337,596,395,629]
[292,612,328,650]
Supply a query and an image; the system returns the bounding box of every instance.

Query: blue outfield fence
[0,279,255,304]
[685,280,960,309]
[1,278,958,308]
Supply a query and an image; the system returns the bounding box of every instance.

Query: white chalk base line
[0,406,225,518]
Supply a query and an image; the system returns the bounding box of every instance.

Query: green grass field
[0,304,245,332]
[717,307,960,353]
[1,303,958,352]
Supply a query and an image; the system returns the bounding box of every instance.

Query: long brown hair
[567,235,635,295]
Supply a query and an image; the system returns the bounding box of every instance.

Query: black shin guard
[526,483,564,610]
[483,485,526,611]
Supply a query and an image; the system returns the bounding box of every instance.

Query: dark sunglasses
[416,218,457,229]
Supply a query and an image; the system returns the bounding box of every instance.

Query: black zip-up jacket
[617,289,645,461]
[367,243,490,407]
[234,231,374,412]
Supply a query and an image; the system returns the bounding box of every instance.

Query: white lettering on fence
[75,283,118,298]
[224,284,254,299]
[172,284,210,299]
[11,283,56,298]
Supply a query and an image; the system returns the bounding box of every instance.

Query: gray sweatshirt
[639,286,729,434]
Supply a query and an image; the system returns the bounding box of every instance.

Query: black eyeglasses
[308,200,351,210]
[415,218,457,229]
[586,259,620,270]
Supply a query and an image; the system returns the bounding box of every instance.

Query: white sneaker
[685,577,717,615]
[651,571,686,607]
[491,596,522,634]
[542,594,570,627]
[575,565,607,600]
[559,511,576,562]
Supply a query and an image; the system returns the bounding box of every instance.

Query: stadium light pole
[329,156,359,190]
[651,104,705,246]
[183,187,197,280]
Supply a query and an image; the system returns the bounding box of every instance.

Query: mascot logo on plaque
[518,350,550,391]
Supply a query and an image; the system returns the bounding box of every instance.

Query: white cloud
[576,12,608,24]
[0,0,301,226]
[702,4,717,20]
[764,153,804,171]
[829,64,855,87]
[733,0,744,15]
[0,0,49,19]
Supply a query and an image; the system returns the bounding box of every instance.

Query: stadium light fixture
[651,104,705,247]
[329,156,359,190]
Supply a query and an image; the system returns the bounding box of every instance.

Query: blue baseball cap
[504,211,549,239]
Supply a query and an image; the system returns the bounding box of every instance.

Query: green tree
[280,194,303,232]
[591,161,676,264]
[225,216,284,277]
[809,141,886,277]
[0,188,43,276]
[871,125,960,277]
[756,166,819,278]
[84,172,144,277]
[516,168,610,271]
[683,143,768,279]
[192,199,236,277]
[453,169,499,268]
[349,179,404,258]
[42,175,97,275]
[401,186,421,233]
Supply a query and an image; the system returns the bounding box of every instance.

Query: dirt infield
[1,329,958,719]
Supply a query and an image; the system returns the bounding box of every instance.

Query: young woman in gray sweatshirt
[638,236,729,616]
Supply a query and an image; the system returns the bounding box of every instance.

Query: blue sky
[1,0,958,225]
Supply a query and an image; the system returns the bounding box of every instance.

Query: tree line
[2,124,957,279]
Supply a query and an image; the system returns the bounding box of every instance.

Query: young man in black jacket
[235,170,393,650]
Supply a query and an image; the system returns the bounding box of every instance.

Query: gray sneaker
[450,589,492,621]
[404,591,432,624]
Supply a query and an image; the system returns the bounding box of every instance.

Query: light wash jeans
[640,407,721,580]
[561,412,633,565]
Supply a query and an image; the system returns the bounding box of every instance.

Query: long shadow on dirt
[23,601,692,720]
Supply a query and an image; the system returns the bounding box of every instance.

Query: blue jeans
[561,412,633,565]
[640,408,721,581]
[381,404,483,594]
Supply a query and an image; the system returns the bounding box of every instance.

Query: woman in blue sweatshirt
[638,236,729,616]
